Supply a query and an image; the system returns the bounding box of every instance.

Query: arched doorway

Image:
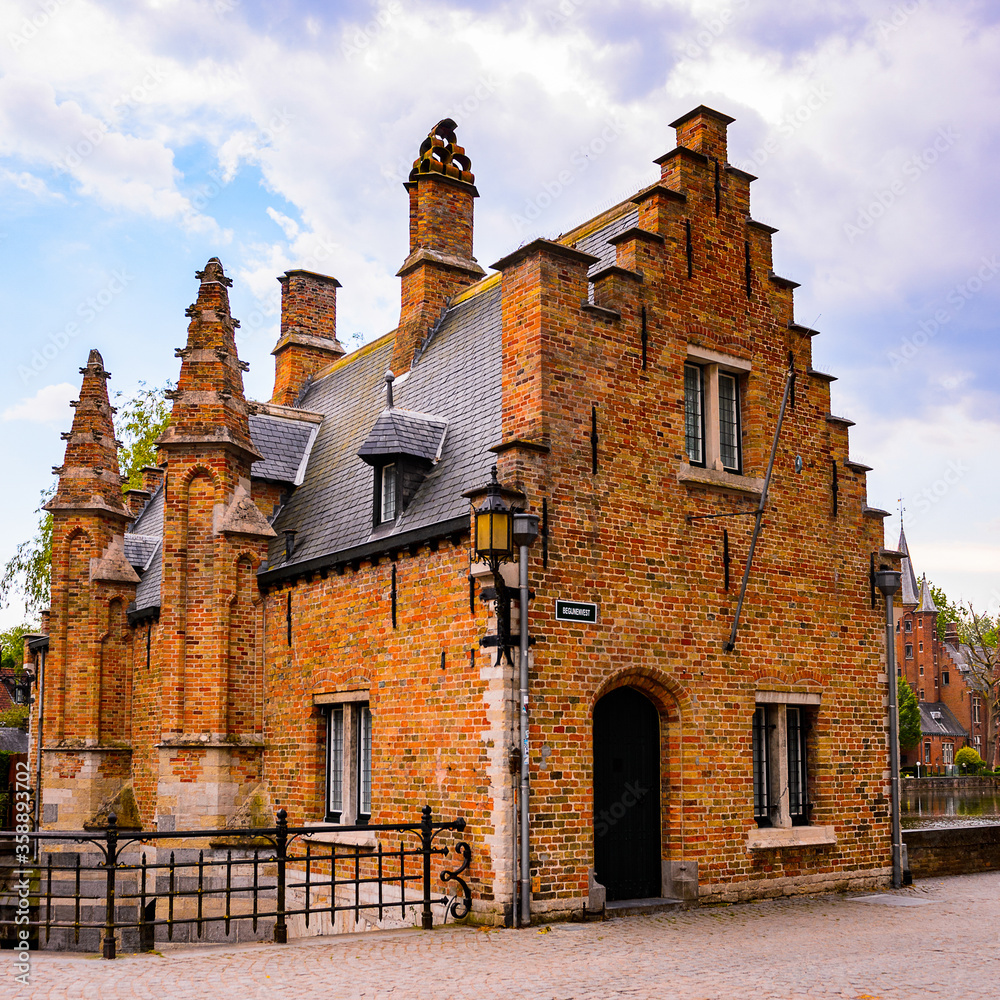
[593,686,661,900]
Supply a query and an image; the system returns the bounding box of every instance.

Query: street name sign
[555,600,598,624]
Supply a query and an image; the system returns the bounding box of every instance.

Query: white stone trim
[686,344,752,372]
[747,825,837,850]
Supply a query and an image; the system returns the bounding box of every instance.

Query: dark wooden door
[593,686,661,900]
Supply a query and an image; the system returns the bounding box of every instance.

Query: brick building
[27,107,901,920]
[894,527,988,768]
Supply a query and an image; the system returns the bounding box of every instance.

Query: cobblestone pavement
[9,872,998,999]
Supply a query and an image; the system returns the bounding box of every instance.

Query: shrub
[0,705,29,731]
[955,746,984,774]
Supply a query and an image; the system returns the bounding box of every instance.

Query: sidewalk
[9,871,997,999]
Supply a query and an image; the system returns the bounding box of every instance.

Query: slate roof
[265,280,503,571]
[898,525,920,605]
[123,534,160,572]
[250,414,318,484]
[133,544,162,613]
[0,726,28,753]
[919,702,967,739]
[357,407,448,464]
[131,484,164,537]
[574,208,638,277]
[917,574,938,614]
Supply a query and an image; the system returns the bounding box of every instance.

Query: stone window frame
[973,698,981,724]
[314,689,373,826]
[905,644,913,659]
[747,691,836,850]
[683,346,750,475]
[904,620,912,633]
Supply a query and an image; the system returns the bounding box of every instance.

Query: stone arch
[99,597,130,743]
[181,468,218,733]
[226,552,259,736]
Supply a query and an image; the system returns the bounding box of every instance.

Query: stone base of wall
[902,776,1000,792]
[903,825,1000,878]
[698,866,892,904]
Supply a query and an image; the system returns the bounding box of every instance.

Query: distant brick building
[27,108,901,920]
[894,528,988,768]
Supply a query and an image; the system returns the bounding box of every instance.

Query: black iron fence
[1,806,471,959]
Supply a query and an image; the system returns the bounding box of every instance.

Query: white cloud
[2,383,76,424]
[266,207,300,240]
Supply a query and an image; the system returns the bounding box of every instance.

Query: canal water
[902,786,1000,829]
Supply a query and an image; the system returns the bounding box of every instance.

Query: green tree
[954,746,984,774]
[114,381,173,491]
[897,674,921,750]
[0,487,53,618]
[0,383,171,616]
[0,624,32,675]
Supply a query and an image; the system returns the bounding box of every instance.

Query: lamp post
[513,511,539,928]
[471,466,538,926]
[875,566,903,889]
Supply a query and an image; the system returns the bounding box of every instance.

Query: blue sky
[1,0,998,626]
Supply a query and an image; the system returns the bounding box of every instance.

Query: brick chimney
[392,119,485,375]
[271,269,345,406]
[945,622,960,644]
[125,488,151,516]
[140,465,165,494]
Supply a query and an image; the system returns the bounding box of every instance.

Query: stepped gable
[157,258,260,462]
[46,349,129,518]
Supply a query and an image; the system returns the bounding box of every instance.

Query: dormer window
[357,371,449,534]
[381,463,398,523]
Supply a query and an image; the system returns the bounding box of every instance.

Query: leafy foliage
[0,705,29,730]
[0,487,53,618]
[897,674,921,750]
[114,381,173,491]
[955,746,984,774]
[0,624,33,676]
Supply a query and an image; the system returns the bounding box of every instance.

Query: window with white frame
[684,348,748,475]
[974,735,982,753]
[322,697,373,824]
[752,698,813,828]
[923,741,931,763]
[973,698,981,724]
[943,743,954,765]
[904,620,912,633]
[380,464,398,523]
[905,644,913,659]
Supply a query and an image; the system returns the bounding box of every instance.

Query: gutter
[257,515,469,588]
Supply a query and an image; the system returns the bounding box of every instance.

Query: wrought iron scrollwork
[440,841,472,919]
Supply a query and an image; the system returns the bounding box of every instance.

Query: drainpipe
[512,513,539,927]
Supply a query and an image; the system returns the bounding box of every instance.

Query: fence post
[274,808,288,944]
[102,812,118,960]
[421,805,433,930]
